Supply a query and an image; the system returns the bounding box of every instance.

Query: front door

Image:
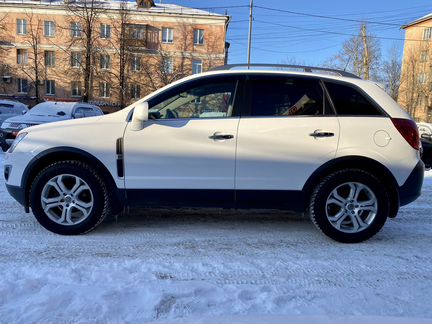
[123,76,241,207]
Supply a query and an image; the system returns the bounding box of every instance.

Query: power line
[254,5,432,28]
[254,19,432,43]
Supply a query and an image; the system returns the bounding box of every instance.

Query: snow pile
[0,151,431,323]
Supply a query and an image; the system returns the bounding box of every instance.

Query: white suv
[3,65,424,243]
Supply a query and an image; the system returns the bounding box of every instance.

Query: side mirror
[74,112,85,119]
[131,102,148,131]
[57,111,66,116]
[421,133,432,141]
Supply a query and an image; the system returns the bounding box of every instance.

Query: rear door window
[248,76,329,117]
[324,81,383,116]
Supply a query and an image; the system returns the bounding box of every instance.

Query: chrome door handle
[309,130,335,138]
[209,132,234,140]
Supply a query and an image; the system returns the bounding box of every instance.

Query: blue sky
[168,0,432,65]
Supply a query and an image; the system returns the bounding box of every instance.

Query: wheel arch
[302,156,400,218]
[22,147,125,214]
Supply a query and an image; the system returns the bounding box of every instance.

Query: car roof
[33,101,100,111]
[0,99,26,107]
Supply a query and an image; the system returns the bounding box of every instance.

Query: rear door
[235,75,340,208]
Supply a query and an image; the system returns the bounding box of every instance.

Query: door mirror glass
[131,102,149,131]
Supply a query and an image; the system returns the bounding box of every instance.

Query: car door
[235,75,340,208]
[123,75,242,207]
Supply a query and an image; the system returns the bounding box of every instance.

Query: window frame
[100,24,111,39]
[131,54,141,72]
[44,50,55,67]
[16,19,27,35]
[71,81,82,97]
[17,78,29,94]
[145,75,244,121]
[71,22,82,38]
[193,29,205,45]
[424,27,432,40]
[99,81,110,98]
[71,51,82,68]
[322,78,388,117]
[17,49,28,65]
[44,20,55,37]
[192,60,203,74]
[161,27,174,43]
[130,84,141,99]
[100,53,111,70]
[45,80,56,95]
[242,74,333,118]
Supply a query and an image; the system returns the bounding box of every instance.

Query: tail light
[391,118,420,150]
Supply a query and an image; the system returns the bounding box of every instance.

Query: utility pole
[361,24,370,80]
[247,0,253,67]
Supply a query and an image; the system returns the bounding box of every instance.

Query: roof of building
[0,0,226,17]
[402,13,432,29]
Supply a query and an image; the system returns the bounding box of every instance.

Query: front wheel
[309,169,390,243]
[30,160,111,235]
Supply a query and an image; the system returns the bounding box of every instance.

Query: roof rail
[209,64,361,79]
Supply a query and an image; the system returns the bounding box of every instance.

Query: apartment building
[0,0,230,110]
[399,14,432,122]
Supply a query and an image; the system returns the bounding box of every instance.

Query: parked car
[417,122,432,136]
[421,133,432,169]
[3,65,424,243]
[0,101,102,151]
[0,100,28,151]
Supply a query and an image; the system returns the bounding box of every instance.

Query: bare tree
[398,41,430,119]
[18,11,44,103]
[382,44,402,100]
[326,23,381,80]
[65,0,105,102]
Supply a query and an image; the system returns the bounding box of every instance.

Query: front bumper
[6,183,27,210]
[399,160,425,206]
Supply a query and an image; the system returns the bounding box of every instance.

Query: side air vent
[116,138,124,178]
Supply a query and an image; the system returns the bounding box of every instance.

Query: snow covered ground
[0,151,431,323]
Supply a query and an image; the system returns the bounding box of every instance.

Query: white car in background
[3,65,424,243]
[0,101,102,151]
[417,122,432,136]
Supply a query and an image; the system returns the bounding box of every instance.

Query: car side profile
[0,100,28,151]
[3,65,424,243]
[0,101,103,151]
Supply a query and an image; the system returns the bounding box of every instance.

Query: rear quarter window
[324,81,383,116]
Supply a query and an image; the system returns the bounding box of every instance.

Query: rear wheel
[30,160,110,235]
[309,169,390,243]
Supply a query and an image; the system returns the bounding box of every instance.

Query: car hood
[5,114,70,125]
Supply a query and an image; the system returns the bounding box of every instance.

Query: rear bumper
[399,160,425,206]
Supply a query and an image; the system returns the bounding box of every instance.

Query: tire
[309,169,390,243]
[30,160,111,235]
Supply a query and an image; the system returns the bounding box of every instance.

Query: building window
[130,25,146,40]
[71,22,82,38]
[192,60,202,74]
[46,80,56,95]
[162,27,174,43]
[131,55,141,71]
[71,81,81,97]
[17,78,28,93]
[194,29,204,45]
[16,19,27,35]
[17,49,28,65]
[71,51,82,68]
[44,21,55,37]
[131,84,141,99]
[100,24,111,39]
[44,51,55,67]
[99,82,110,98]
[164,57,174,74]
[100,54,110,69]
[424,27,432,40]
[419,73,427,84]
[420,51,428,63]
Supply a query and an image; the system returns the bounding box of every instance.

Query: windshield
[28,103,71,116]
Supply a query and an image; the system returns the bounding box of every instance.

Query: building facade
[399,14,432,122]
[0,0,229,110]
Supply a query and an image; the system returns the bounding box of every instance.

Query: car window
[149,81,237,119]
[324,81,382,116]
[249,77,326,117]
[75,107,95,117]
